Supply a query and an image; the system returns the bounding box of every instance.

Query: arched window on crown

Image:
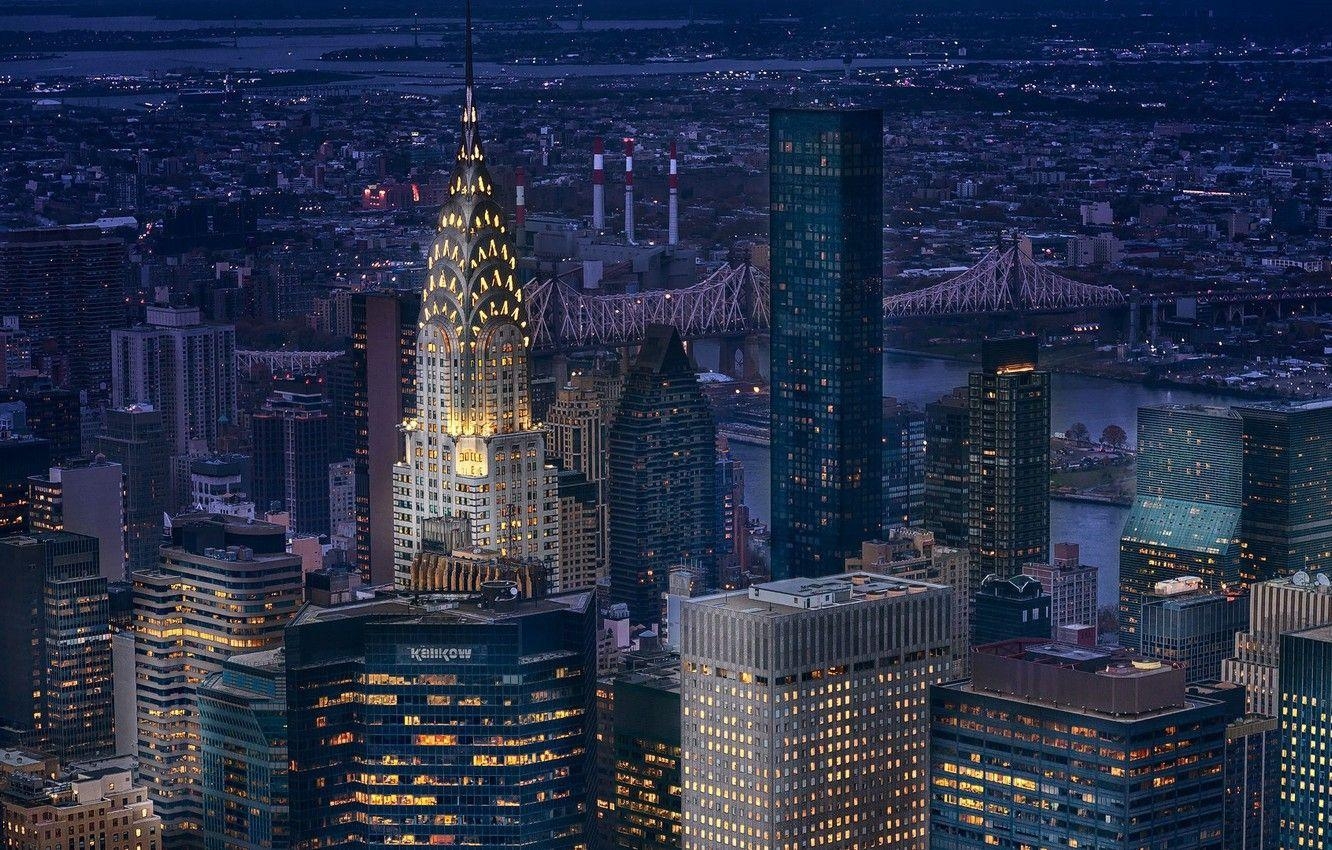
[417,322,458,435]
[480,321,529,435]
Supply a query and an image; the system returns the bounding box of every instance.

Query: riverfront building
[967,338,1050,583]
[1120,404,1244,647]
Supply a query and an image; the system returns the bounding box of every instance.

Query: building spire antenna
[464,0,474,95]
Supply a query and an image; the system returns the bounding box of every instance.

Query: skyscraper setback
[391,38,559,587]
[768,107,884,580]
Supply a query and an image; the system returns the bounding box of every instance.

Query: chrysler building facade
[391,51,559,588]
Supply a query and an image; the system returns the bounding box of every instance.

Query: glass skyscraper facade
[1278,626,1332,850]
[286,592,596,849]
[1237,399,1332,582]
[931,641,1231,850]
[768,107,884,580]
[608,324,717,625]
[967,337,1050,585]
[1120,405,1244,648]
[198,648,288,850]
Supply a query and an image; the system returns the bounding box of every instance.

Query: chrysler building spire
[391,1,559,588]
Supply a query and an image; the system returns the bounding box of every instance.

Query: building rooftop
[291,588,595,629]
[967,639,1195,718]
[690,571,946,615]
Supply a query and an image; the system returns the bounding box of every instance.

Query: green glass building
[768,107,884,580]
[1120,404,1244,648]
[967,337,1050,585]
[198,648,288,850]
[1237,399,1332,582]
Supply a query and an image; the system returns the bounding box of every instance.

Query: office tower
[390,52,559,588]
[1120,404,1243,648]
[768,107,884,581]
[608,325,717,625]
[349,290,418,585]
[883,397,925,529]
[251,376,332,536]
[609,655,681,850]
[0,763,162,850]
[96,404,169,574]
[971,573,1051,646]
[930,641,1231,850]
[27,458,125,579]
[1237,399,1332,580]
[1023,542,1099,641]
[680,573,952,850]
[1223,569,1332,716]
[198,649,288,850]
[111,304,237,461]
[134,514,301,845]
[189,452,252,516]
[1278,627,1332,850]
[0,382,82,461]
[1139,576,1249,684]
[0,227,128,390]
[545,366,623,567]
[1223,714,1278,850]
[0,432,49,535]
[0,533,113,761]
[968,337,1050,583]
[847,529,971,675]
[286,589,596,848]
[558,468,602,593]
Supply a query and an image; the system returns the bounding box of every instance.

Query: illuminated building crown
[418,0,531,437]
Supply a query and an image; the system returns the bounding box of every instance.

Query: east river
[725,351,1251,607]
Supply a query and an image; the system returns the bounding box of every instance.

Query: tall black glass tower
[768,108,884,580]
[608,324,717,625]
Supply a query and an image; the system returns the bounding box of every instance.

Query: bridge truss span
[526,262,770,354]
[883,246,1125,318]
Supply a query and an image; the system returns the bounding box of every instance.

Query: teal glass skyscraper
[1120,404,1243,647]
[768,108,884,580]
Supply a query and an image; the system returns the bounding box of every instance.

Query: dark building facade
[0,227,128,391]
[0,382,82,462]
[931,641,1231,850]
[883,397,925,529]
[0,532,113,760]
[924,386,970,548]
[1120,405,1244,648]
[0,433,50,535]
[1223,714,1278,850]
[1237,399,1332,582]
[286,590,596,849]
[608,325,717,625]
[96,404,169,574]
[768,107,884,580]
[1278,626,1332,850]
[1139,583,1249,684]
[971,573,1051,646]
[349,290,418,585]
[968,338,1050,584]
[251,376,332,536]
[610,661,681,850]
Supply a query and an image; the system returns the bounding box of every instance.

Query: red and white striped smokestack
[624,137,635,243]
[668,139,679,246]
[514,166,526,228]
[592,137,605,231]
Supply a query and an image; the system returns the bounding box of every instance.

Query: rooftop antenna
[465,0,474,94]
